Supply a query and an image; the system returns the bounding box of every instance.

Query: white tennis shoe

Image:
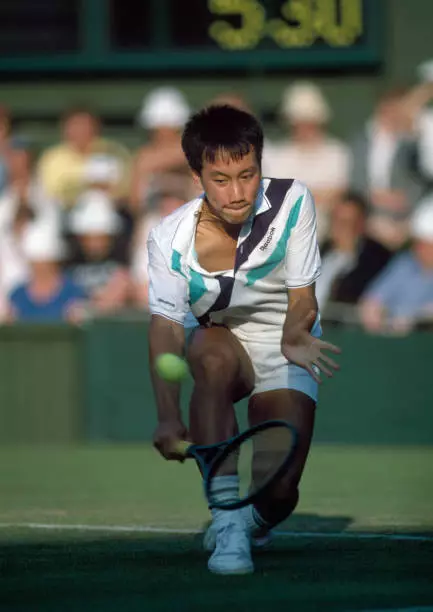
[204,516,272,552]
[207,512,254,575]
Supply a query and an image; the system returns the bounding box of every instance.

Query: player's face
[198,149,261,225]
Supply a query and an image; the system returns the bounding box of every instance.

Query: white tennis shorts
[230,317,322,402]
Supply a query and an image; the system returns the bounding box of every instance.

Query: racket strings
[210,425,295,509]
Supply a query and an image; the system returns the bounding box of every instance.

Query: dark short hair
[181,104,264,175]
[340,190,369,217]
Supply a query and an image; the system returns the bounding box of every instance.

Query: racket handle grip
[171,440,191,456]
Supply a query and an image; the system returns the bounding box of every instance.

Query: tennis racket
[172,419,298,510]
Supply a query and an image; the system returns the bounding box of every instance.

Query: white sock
[209,475,240,523]
[242,505,270,533]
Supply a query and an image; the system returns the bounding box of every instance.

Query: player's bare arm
[149,314,188,459]
[282,284,341,383]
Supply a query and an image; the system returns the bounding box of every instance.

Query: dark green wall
[83,321,433,446]
[1,322,432,446]
[0,326,84,444]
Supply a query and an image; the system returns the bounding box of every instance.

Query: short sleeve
[285,186,321,288]
[147,231,190,325]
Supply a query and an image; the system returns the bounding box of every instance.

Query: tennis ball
[155,353,188,382]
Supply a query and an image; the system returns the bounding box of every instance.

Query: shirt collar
[171,180,269,261]
[253,179,271,216]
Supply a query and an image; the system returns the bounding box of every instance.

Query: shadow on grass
[1,514,432,612]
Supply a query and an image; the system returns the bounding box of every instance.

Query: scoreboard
[0,0,382,73]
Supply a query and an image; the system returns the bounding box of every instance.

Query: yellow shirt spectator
[37,108,131,208]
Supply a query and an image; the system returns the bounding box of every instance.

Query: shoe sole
[203,531,271,552]
[208,565,254,575]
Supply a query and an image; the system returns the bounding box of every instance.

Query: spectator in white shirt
[350,88,425,251]
[262,82,350,244]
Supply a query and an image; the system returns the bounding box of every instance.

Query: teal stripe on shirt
[171,249,186,278]
[245,195,303,287]
[189,269,207,304]
[172,248,207,304]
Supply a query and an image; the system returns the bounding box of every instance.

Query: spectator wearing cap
[80,153,135,249]
[360,195,433,335]
[350,88,426,251]
[37,107,131,209]
[66,190,132,314]
[6,219,87,323]
[316,192,392,311]
[130,87,195,214]
[262,82,350,243]
[0,148,61,322]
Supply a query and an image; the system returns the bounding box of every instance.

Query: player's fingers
[318,340,341,354]
[154,438,179,461]
[314,359,334,378]
[166,451,186,462]
[319,353,340,370]
[306,363,322,384]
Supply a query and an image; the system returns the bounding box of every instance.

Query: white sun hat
[138,87,190,129]
[411,195,433,242]
[83,154,122,185]
[69,190,122,235]
[282,82,331,124]
[21,219,66,262]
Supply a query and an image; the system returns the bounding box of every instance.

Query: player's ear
[191,171,203,191]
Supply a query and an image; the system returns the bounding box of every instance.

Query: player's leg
[186,324,255,445]
[186,324,255,574]
[246,388,315,531]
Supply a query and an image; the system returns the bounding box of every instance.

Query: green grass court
[1,443,432,611]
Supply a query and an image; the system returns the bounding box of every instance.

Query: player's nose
[230,180,245,203]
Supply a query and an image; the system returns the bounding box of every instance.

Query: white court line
[356,609,433,612]
[0,523,432,542]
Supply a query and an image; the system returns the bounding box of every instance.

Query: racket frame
[176,419,298,510]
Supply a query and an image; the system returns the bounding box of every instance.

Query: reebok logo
[157,297,176,310]
[260,227,275,251]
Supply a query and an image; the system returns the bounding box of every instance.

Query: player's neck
[201,199,242,240]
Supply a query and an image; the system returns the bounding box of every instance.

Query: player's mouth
[225,203,250,213]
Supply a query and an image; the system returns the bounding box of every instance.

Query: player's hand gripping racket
[172,420,298,510]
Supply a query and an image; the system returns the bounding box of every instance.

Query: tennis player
[148,105,340,574]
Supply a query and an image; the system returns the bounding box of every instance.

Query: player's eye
[241,174,253,180]
[214,179,227,185]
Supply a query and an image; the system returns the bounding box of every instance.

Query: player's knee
[188,343,239,385]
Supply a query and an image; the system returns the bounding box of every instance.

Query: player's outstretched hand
[282,310,341,383]
[153,420,189,461]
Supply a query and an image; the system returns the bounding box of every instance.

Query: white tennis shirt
[147,178,321,340]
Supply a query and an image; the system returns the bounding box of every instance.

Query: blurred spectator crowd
[1,63,433,336]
